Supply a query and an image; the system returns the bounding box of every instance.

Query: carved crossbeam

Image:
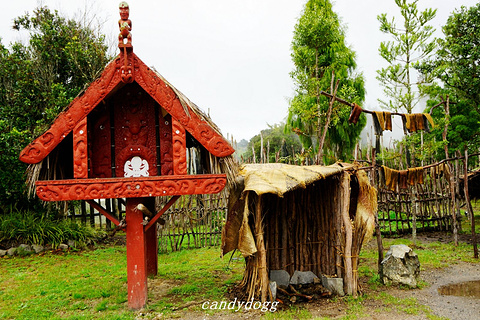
[36,174,226,201]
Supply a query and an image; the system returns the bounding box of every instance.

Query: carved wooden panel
[88,105,112,178]
[35,174,227,201]
[172,118,187,175]
[73,118,88,178]
[159,113,173,175]
[114,84,157,177]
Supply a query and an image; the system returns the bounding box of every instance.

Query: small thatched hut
[222,163,377,301]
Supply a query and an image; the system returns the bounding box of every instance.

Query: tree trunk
[464,149,479,258]
[317,78,340,164]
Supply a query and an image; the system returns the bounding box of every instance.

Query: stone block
[290,271,319,285]
[32,244,44,254]
[269,270,290,288]
[269,281,277,300]
[7,247,17,256]
[380,244,420,288]
[321,275,345,296]
[19,244,32,252]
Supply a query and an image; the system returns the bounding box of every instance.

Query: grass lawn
[0,243,244,319]
[1,212,478,319]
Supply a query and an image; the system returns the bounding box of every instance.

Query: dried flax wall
[263,175,341,278]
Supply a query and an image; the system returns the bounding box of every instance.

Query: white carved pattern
[124,156,150,177]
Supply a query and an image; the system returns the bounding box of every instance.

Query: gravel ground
[414,261,480,320]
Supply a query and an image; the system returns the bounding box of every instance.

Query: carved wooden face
[119,6,129,20]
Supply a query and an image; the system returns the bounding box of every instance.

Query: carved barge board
[35,174,227,201]
[19,59,122,164]
[19,53,234,166]
[73,118,88,178]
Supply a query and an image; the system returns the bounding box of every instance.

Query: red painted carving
[114,84,157,177]
[120,55,134,84]
[118,2,132,46]
[159,113,174,175]
[19,52,234,165]
[89,108,112,178]
[172,119,187,175]
[118,2,134,83]
[125,197,148,310]
[35,174,227,201]
[19,58,122,164]
[73,118,88,178]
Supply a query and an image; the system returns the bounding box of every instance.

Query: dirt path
[412,261,480,320]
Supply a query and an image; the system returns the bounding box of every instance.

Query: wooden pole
[464,150,479,258]
[372,154,384,271]
[340,172,354,296]
[255,195,269,302]
[412,185,419,246]
[142,197,158,277]
[126,197,148,310]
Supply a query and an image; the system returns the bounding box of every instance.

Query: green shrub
[0,210,102,248]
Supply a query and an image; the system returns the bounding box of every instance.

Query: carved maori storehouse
[19,2,235,310]
[222,163,377,301]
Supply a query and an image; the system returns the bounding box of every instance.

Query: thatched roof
[238,163,349,196]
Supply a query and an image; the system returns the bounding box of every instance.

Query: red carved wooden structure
[19,2,234,310]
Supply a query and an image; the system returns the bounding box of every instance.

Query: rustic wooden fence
[157,194,227,253]
[67,194,228,252]
[375,166,455,236]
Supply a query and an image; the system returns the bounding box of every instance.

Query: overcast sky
[2,0,479,143]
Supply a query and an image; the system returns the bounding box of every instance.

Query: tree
[286,0,366,164]
[0,6,111,212]
[243,122,303,164]
[432,4,480,109]
[419,3,480,158]
[377,0,437,114]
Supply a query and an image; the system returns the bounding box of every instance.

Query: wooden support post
[126,197,148,310]
[255,194,269,303]
[142,197,158,277]
[340,172,354,296]
[86,199,120,226]
[372,154,384,271]
[412,185,418,246]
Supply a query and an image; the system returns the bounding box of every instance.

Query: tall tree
[433,3,480,109]
[420,3,480,157]
[0,6,111,212]
[377,0,437,114]
[287,0,365,164]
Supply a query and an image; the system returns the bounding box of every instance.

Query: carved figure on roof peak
[118,1,132,46]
